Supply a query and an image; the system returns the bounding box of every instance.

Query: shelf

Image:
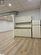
[0,19,13,22]
[15,27,31,29]
[15,20,32,37]
[16,22,32,24]
[15,21,32,29]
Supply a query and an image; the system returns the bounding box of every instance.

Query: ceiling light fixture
[9,3,12,6]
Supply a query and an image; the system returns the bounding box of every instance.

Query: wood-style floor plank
[7,38,26,55]
[0,37,41,55]
[7,38,41,55]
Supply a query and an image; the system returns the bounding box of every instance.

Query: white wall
[15,9,40,21]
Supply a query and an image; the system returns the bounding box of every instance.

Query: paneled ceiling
[0,0,40,13]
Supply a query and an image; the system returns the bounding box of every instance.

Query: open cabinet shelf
[14,16,32,37]
[15,27,31,29]
[16,22,32,24]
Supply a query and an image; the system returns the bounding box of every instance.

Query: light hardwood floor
[10,37,41,55]
[0,31,41,55]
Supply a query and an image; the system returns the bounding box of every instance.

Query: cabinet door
[15,29,31,37]
[32,26,40,38]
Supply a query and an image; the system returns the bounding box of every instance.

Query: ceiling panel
[0,0,40,13]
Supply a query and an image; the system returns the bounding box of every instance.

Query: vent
[0,0,4,5]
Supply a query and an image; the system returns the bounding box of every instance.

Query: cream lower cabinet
[15,29,31,37]
[32,26,40,38]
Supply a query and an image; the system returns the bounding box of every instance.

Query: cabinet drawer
[15,16,31,23]
[15,29,31,37]
[16,24,31,28]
